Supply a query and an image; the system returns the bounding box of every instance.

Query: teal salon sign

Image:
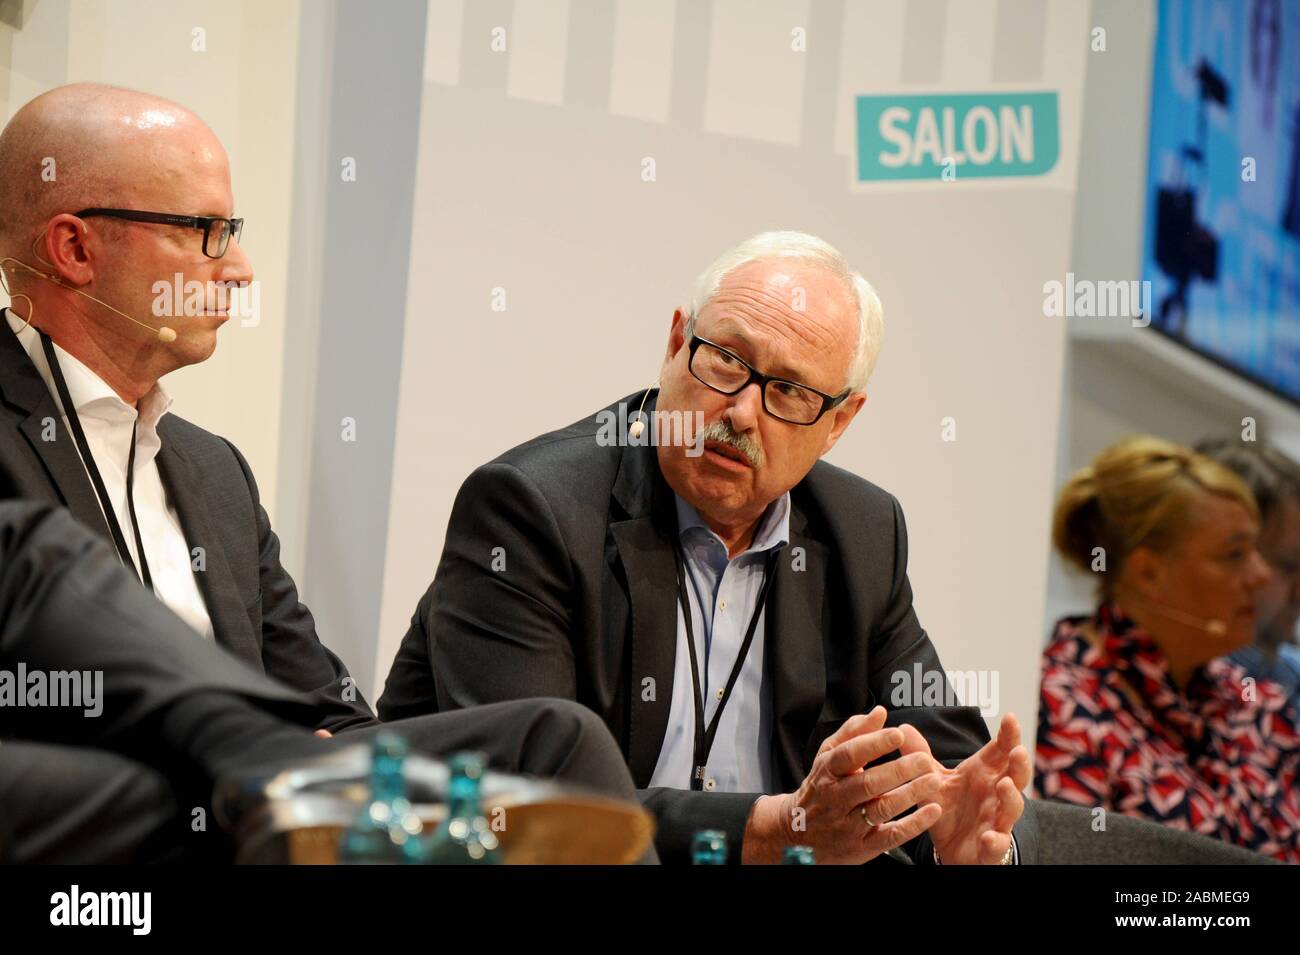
[855,92,1059,181]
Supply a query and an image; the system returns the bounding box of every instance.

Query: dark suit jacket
[380,392,1037,864]
[0,310,374,732]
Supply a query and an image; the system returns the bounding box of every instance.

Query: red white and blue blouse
[1035,603,1300,863]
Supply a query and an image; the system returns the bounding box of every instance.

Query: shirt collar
[5,308,173,428]
[673,490,791,558]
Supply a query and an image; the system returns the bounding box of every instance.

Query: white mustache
[695,420,763,468]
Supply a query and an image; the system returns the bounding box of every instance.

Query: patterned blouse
[1035,603,1300,862]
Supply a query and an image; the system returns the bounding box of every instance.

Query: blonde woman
[1035,435,1300,862]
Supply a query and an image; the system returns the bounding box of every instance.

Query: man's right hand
[741,705,942,864]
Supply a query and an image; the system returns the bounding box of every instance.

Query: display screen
[1143,0,1300,403]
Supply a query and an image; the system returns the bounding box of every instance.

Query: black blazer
[0,310,374,732]
[380,392,1037,863]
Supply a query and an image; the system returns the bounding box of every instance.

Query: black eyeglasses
[687,335,851,426]
[75,208,245,259]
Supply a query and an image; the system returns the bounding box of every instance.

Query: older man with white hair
[380,231,1035,865]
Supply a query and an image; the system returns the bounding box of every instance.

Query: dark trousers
[0,501,650,863]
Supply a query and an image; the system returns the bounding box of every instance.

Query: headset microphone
[0,239,177,343]
[1143,601,1229,637]
[628,382,657,440]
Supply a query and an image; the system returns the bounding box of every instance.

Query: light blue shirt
[648,492,791,793]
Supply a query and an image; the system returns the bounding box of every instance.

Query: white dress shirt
[7,312,214,639]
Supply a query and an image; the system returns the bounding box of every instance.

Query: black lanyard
[673,542,779,791]
[40,332,154,590]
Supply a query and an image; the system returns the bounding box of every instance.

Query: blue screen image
[1143,0,1300,403]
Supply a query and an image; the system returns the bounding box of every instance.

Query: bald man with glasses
[0,82,368,727]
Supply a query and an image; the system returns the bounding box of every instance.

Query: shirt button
[716,687,725,700]
[719,601,727,611]
[704,778,717,791]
